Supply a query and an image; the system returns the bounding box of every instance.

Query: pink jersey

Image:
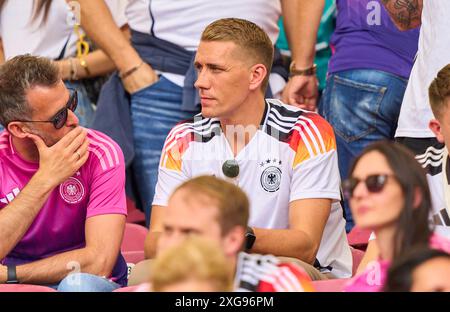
[345,233,450,292]
[0,129,128,286]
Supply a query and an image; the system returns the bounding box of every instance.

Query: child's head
[151,236,233,292]
[385,247,450,292]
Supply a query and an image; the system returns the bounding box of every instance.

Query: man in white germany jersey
[145,18,352,280]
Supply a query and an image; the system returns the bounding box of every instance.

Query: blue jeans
[131,76,199,225]
[56,273,121,292]
[319,69,408,232]
[0,81,95,132]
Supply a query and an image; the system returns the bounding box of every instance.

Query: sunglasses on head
[14,88,78,129]
[342,174,395,199]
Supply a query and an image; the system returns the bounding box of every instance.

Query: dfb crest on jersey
[60,176,85,204]
[259,158,282,192]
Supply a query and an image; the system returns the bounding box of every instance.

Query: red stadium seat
[126,197,146,225]
[123,250,145,264]
[121,223,147,279]
[347,226,371,250]
[0,284,57,292]
[312,279,350,292]
[350,247,365,276]
[121,223,148,253]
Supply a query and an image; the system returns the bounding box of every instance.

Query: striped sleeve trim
[86,130,122,171]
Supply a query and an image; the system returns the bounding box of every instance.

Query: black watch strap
[6,265,19,284]
[245,226,256,251]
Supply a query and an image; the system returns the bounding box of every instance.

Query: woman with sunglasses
[342,141,450,292]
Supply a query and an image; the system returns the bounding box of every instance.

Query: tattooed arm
[381,0,423,31]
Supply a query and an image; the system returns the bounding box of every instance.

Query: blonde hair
[151,236,233,292]
[173,175,249,236]
[429,64,450,119]
[201,18,273,91]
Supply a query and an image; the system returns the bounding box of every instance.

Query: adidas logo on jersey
[0,187,20,204]
[432,208,450,227]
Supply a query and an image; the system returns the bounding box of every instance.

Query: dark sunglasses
[14,88,78,129]
[222,159,239,178]
[342,174,395,199]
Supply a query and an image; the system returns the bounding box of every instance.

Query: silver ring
[75,151,81,160]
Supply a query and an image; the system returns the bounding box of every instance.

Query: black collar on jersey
[259,100,270,128]
[221,101,269,179]
[446,156,450,185]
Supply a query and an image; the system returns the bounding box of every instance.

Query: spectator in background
[381,0,450,165]
[342,141,450,292]
[151,237,232,292]
[384,247,450,292]
[0,0,129,129]
[146,18,352,280]
[277,0,336,98]
[0,55,127,291]
[283,0,420,232]
[426,64,450,238]
[130,176,315,292]
[358,64,450,274]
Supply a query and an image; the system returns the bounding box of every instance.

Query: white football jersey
[153,100,352,278]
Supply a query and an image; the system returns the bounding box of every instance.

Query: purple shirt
[328,0,420,79]
[0,130,128,286]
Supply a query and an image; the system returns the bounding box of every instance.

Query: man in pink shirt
[0,55,127,291]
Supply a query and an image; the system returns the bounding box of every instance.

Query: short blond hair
[151,236,233,291]
[429,64,450,119]
[173,176,249,236]
[201,18,273,91]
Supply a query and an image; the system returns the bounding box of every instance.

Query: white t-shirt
[153,99,352,278]
[125,0,285,95]
[126,0,280,50]
[395,0,450,138]
[0,0,127,60]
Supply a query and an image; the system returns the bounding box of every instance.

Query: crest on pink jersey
[60,177,85,204]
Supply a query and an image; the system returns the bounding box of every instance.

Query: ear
[248,63,268,92]
[413,187,423,209]
[7,121,30,139]
[429,119,445,143]
[222,226,246,258]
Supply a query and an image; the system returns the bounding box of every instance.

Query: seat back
[121,223,148,252]
[126,197,146,225]
[351,247,365,276]
[347,226,371,250]
[123,250,145,264]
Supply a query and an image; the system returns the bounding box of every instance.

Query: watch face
[245,233,256,250]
